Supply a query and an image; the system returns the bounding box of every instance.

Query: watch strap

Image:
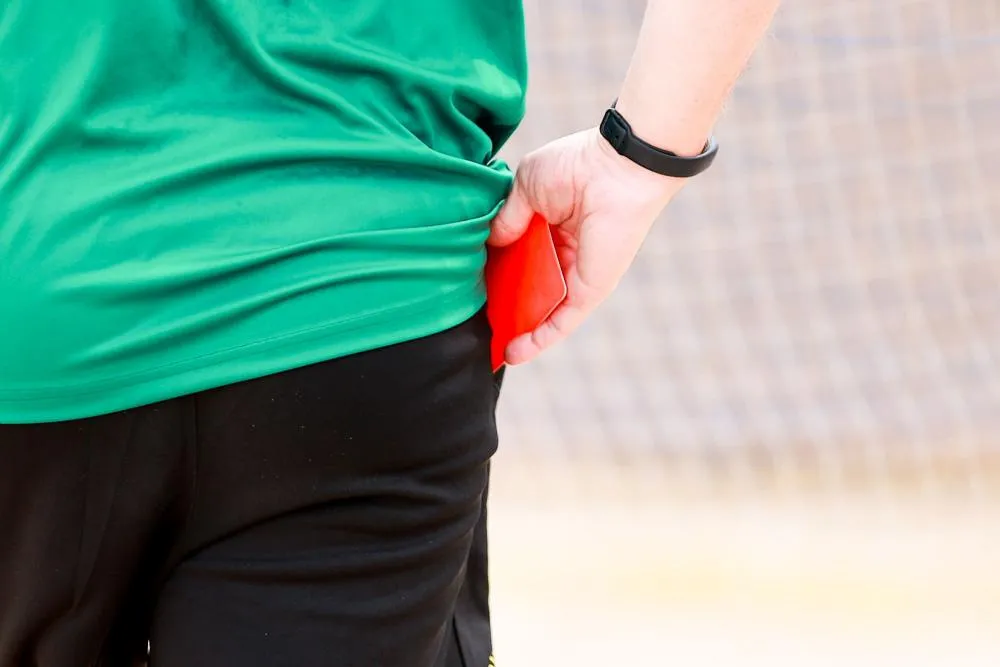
[599,105,719,178]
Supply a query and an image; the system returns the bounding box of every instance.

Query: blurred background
[487,1,1000,665]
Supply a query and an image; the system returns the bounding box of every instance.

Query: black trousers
[0,310,501,667]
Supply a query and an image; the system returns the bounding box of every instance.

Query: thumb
[488,179,534,247]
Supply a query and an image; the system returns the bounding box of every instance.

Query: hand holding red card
[485,214,567,372]
[485,127,685,369]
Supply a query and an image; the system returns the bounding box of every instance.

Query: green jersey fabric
[0,1,527,423]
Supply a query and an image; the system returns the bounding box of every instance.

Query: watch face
[600,108,631,153]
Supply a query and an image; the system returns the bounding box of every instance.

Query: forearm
[615,0,780,156]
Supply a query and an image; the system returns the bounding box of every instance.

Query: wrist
[589,128,685,205]
[595,99,719,184]
[613,93,716,159]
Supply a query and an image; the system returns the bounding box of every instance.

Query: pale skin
[489,0,782,365]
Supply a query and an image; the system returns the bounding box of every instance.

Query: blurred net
[489,4,1000,663]
[495,0,1000,500]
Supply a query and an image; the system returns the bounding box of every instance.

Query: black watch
[599,103,719,178]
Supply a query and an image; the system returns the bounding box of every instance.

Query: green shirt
[0,1,527,423]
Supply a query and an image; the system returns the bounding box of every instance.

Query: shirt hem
[0,284,487,424]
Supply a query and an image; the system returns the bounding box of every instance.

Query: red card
[486,214,567,371]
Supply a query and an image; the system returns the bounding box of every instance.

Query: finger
[488,180,534,247]
[505,299,590,366]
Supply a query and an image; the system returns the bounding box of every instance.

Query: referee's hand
[488,127,685,367]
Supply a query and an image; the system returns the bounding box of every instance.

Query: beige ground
[486,455,1000,667]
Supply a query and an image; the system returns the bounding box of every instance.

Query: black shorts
[0,310,501,667]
